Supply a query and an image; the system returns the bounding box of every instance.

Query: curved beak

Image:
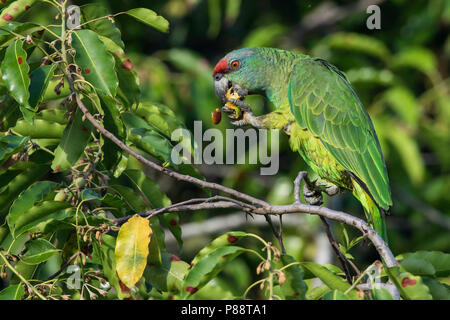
[214,74,230,103]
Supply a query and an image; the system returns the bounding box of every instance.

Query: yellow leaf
[115,215,152,288]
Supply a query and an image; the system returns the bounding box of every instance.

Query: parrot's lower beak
[214,75,231,103]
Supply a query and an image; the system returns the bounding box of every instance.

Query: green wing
[287,58,392,210]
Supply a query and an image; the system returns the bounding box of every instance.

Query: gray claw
[303,183,323,206]
[227,99,251,112]
[231,120,248,127]
[325,186,340,196]
[221,106,234,113]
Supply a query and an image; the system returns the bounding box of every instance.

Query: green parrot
[213,47,392,241]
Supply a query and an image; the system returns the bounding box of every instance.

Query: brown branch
[294,171,308,204]
[319,216,356,284]
[112,196,397,269]
[264,214,286,254]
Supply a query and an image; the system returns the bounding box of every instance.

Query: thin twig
[319,216,354,284]
[264,214,286,254]
[47,252,81,281]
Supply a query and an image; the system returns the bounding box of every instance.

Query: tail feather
[351,179,389,243]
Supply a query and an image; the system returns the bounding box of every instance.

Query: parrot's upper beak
[213,73,230,103]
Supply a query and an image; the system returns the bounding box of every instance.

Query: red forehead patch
[213,58,228,76]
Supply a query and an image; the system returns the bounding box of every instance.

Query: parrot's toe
[325,185,340,196]
[231,119,248,127]
[303,183,323,205]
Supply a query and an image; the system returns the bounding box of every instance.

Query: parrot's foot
[222,99,260,127]
[303,182,323,206]
[315,181,340,196]
[324,185,340,196]
[294,171,340,205]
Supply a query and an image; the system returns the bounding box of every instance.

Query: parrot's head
[213,48,266,103]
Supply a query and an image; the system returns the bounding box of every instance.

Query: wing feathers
[288,58,392,209]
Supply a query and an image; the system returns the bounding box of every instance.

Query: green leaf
[242,24,287,47]
[398,272,433,300]
[119,169,180,246]
[81,4,124,49]
[0,1,38,28]
[108,184,148,212]
[159,212,183,249]
[322,290,350,300]
[1,39,30,107]
[0,134,29,165]
[114,54,140,108]
[398,251,450,277]
[371,288,394,300]
[135,102,186,138]
[306,284,330,300]
[400,257,436,277]
[383,86,420,128]
[317,32,391,62]
[190,278,236,300]
[0,22,42,49]
[0,164,50,219]
[131,128,173,162]
[279,254,308,300]
[113,154,128,178]
[115,215,151,288]
[191,231,247,266]
[122,112,173,163]
[71,29,118,96]
[41,77,71,102]
[92,234,129,299]
[124,8,169,33]
[392,47,437,76]
[28,64,56,109]
[12,118,66,139]
[301,262,360,300]
[9,201,72,237]
[149,215,166,251]
[21,238,60,265]
[144,252,189,292]
[183,246,247,298]
[302,263,344,280]
[147,228,162,266]
[122,169,171,208]
[97,37,140,108]
[7,180,57,233]
[51,108,92,172]
[0,284,25,300]
[99,93,125,172]
[422,277,450,300]
[345,67,395,86]
[385,122,425,185]
[35,109,69,125]
[0,88,20,131]
[386,267,433,300]
[19,106,34,124]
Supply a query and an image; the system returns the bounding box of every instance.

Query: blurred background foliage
[19,0,450,298]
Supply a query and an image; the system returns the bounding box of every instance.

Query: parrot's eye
[230,59,240,70]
